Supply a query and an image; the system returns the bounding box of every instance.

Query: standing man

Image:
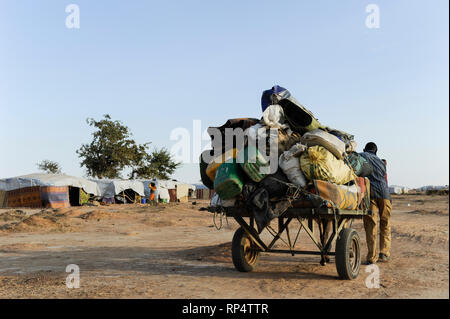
[149,182,158,205]
[360,142,392,264]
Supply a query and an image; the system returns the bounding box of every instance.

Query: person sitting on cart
[360,142,392,264]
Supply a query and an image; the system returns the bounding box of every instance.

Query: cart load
[199,85,373,279]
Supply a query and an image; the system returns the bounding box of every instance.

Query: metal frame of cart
[211,205,368,280]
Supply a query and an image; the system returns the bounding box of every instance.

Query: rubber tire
[232,227,260,272]
[335,228,361,280]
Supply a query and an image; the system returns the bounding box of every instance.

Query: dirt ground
[0,194,448,299]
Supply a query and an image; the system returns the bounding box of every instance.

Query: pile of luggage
[200,85,372,232]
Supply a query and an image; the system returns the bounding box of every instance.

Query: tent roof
[0,173,100,196]
[89,179,145,198]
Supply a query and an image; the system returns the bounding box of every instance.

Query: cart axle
[266,249,336,256]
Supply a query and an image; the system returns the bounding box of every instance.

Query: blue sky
[0,0,448,188]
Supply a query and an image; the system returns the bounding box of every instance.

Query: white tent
[156,180,196,201]
[0,173,101,196]
[90,179,145,198]
[389,186,403,195]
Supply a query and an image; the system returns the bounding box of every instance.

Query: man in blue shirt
[360,142,392,264]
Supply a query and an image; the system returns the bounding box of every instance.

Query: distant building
[389,185,409,194]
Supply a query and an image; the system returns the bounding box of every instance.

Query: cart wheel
[335,228,361,280]
[232,227,260,272]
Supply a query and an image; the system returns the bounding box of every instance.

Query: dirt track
[0,194,448,299]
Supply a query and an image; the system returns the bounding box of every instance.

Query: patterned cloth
[40,186,70,208]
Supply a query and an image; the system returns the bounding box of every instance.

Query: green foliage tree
[130,147,180,180]
[77,114,179,180]
[37,160,62,174]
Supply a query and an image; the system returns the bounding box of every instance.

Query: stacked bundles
[200,85,371,232]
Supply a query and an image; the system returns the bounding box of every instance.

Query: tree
[130,147,180,180]
[77,114,180,180]
[77,114,139,179]
[37,160,62,174]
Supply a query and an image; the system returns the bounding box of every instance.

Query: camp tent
[193,183,214,200]
[91,179,145,203]
[0,173,100,207]
[0,173,100,208]
[140,179,159,200]
[157,180,196,202]
[389,186,403,195]
[158,180,178,202]
[0,173,100,198]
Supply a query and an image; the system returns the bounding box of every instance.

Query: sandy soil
[0,194,448,299]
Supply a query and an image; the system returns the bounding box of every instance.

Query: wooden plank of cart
[207,194,369,280]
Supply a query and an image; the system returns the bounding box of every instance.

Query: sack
[205,148,238,182]
[347,152,373,177]
[279,143,308,187]
[277,128,302,155]
[213,162,246,200]
[237,146,270,182]
[300,145,356,185]
[313,180,359,210]
[301,129,346,160]
[199,149,214,189]
[262,104,288,129]
[327,128,356,152]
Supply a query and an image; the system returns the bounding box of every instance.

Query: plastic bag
[210,193,236,207]
[262,104,288,129]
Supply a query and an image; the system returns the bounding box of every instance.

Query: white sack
[279,143,308,187]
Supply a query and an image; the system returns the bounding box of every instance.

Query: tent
[140,179,159,200]
[0,173,100,196]
[91,179,145,203]
[0,173,100,207]
[389,186,403,195]
[156,180,196,202]
[193,184,214,200]
[5,186,70,209]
